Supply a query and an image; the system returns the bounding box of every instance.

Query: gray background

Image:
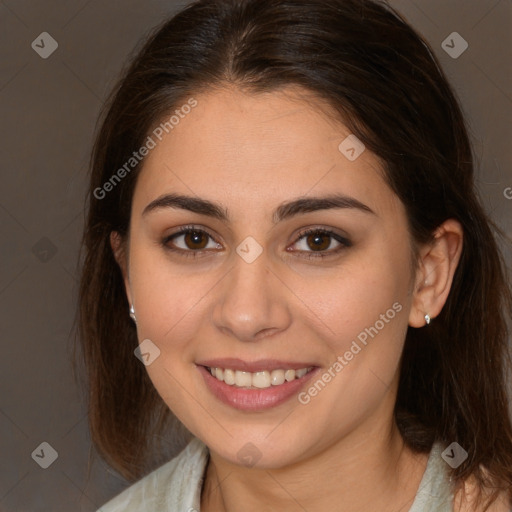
[0,0,510,510]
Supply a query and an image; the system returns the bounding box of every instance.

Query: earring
[424,313,431,325]
[129,304,137,323]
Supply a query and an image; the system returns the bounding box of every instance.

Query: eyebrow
[142,193,376,223]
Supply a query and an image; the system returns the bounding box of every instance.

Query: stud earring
[424,313,431,325]
[129,304,137,323]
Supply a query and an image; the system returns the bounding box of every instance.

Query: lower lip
[197,365,320,411]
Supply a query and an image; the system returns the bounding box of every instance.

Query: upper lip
[196,358,317,373]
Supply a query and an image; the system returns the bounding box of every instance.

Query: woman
[77,0,512,510]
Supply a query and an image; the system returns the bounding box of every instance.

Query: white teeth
[234,371,252,387]
[223,368,235,385]
[252,371,270,388]
[270,369,285,385]
[296,368,308,378]
[284,369,295,382]
[208,366,312,388]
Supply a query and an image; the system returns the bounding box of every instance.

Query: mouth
[205,366,314,389]
[196,358,320,411]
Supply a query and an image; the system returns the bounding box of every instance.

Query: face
[119,86,417,469]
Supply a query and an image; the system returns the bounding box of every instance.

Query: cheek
[292,273,408,439]
[128,246,215,352]
[295,248,408,351]
[296,241,411,412]
[128,247,215,419]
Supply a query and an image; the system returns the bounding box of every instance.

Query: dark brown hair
[76,0,512,507]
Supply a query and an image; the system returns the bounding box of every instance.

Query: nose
[211,248,292,342]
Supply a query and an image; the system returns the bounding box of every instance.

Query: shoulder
[96,437,209,512]
[453,473,511,512]
[409,442,510,512]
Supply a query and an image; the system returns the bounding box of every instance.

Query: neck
[201,411,429,512]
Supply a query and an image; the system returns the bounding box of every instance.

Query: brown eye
[291,228,352,259]
[183,230,209,250]
[162,226,221,255]
[305,232,332,251]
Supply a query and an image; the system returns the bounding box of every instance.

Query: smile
[206,366,314,388]
[196,359,320,411]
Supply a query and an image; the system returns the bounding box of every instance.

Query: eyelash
[161,225,352,260]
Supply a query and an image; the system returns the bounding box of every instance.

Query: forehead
[133,86,401,219]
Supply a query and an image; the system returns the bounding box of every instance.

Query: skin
[112,85,467,511]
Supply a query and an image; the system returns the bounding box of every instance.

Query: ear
[110,231,133,305]
[408,219,463,328]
